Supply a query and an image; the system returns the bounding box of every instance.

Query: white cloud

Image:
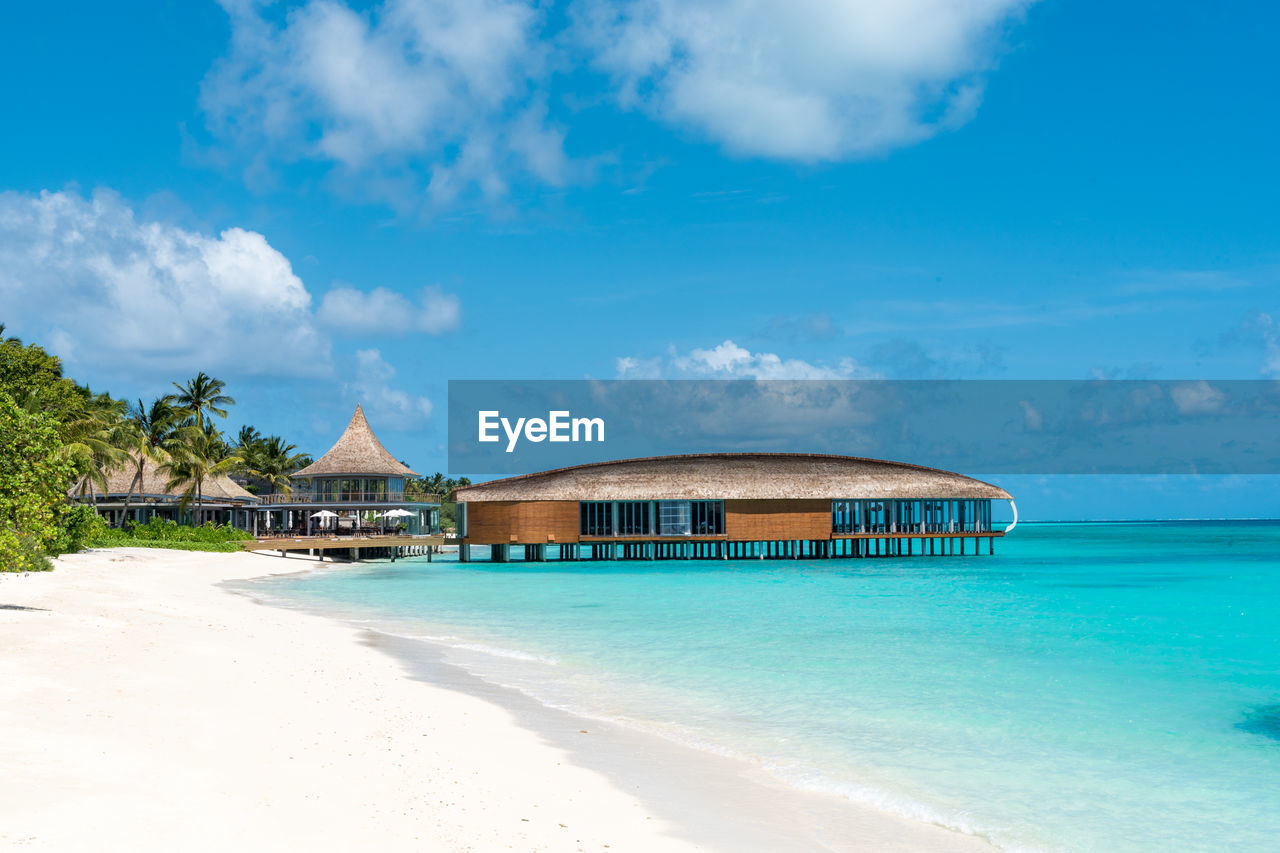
[199,0,1032,208]
[0,188,460,422]
[1019,400,1043,431]
[347,348,434,427]
[576,0,1029,160]
[1170,380,1226,415]
[318,284,461,335]
[617,339,871,379]
[201,0,569,209]
[0,188,330,377]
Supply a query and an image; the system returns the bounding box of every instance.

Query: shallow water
[242,522,1280,852]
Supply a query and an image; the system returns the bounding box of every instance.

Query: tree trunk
[121,461,144,529]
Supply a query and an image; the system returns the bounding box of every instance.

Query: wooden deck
[243,535,445,553]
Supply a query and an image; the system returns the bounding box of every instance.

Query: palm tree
[234,426,265,479]
[246,435,310,496]
[171,372,235,430]
[162,422,243,522]
[236,425,263,451]
[119,397,184,526]
[61,391,131,508]
[418,472,447,498]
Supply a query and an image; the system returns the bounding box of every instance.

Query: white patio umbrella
[309,509,339,534]
[382,508,413,533]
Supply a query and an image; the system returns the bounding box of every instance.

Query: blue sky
[1,0,1277,518]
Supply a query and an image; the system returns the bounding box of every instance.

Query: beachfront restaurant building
[254,405,440,536]
[70,454,261,528]
[452,453,1015,562]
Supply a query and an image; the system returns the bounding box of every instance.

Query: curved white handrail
[1004,500,1019,534]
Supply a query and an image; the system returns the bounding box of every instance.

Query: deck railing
[255,491,441,505]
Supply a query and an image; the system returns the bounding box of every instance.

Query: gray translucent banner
[447,380,1280,476]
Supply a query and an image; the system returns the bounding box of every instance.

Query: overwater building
[256,405,440,536]
[452,453,1015,561]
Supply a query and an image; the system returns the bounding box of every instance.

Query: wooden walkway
[243,535,445,560]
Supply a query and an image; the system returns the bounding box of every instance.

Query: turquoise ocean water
[242,522,1280,852]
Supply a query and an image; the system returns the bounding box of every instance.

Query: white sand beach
[0,549,992,852]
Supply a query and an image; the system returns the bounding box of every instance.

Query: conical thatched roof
[69,454,259,504]
[453,453,1011,502]
[292,405,419,478]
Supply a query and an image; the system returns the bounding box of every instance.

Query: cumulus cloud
[1170,380,1226,415]
[201,0,569,209]
[0,188,456,428]
[318,284,461,335]
[0,188,330,377]
[346,348,434,427]
[576,0,1030,160]
[198,0,1032,209]
[616,339,872,379]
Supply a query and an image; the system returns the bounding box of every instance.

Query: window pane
[579,501,613,536]
[658,501,691,536]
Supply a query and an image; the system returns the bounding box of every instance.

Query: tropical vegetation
[89,517,254,552]
[0,323,313,570]
[408,473,472,532]
[0,393,76,571]
[237,432,312,496]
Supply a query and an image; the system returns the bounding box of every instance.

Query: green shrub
[0,394,74,572]
[83,517,254,549]
[50,504,109,556]
[0,527,54,571]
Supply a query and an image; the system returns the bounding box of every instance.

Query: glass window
[657,501,691,536]
[867,501,885,532]
[579,501,613,536]
[616,501,650,536]
[690,501,723,535]
[832,499,853,533]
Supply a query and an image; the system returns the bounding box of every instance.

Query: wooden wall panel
[465,501,580,544]
[724,499,831,541]
[513,501,579,543]
[463,501,515,543]
[469,499,834,543]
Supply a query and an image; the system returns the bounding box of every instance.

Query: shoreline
[2,548,993,852]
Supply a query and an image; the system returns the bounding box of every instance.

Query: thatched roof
[453,453,1011,502]
[70,455,259,504]
[292,405,419,478]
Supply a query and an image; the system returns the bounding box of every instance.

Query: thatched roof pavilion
[453,453,1011,502]
[293,405,419,478]
[71,455,259,505]
[69,453,259,530]
[255,405,438,538]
